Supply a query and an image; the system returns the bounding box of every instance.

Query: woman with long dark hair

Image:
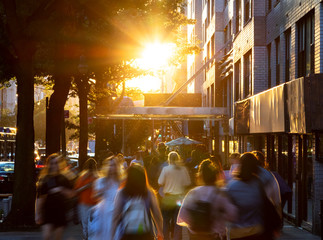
[226,152,264,240]
[35,153,75,240]
[112,164,163,240]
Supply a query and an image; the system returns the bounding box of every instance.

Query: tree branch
[2,0,21,40]
[26,0,58,25]
[0,43,18,76]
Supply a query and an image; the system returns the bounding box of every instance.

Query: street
[0,222,320,240]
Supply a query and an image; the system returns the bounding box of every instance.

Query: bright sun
[126,75,162,93]
[136,42,175,70]
[128,42,175,93]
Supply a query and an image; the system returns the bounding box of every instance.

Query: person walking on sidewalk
[227,152,282,240]
[74,158,99,240]
[88,156,121,240]
[226,153,264,240]
[158,151,191,240]
[35,153,76,240]
[177,159,237,240]
[111,164,164,240]
[252,150,281,217]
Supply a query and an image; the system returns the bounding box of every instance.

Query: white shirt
[158,165,191,195]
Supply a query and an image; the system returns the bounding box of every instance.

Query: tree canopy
[0,0,198,225]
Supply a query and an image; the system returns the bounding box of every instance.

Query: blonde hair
[167,151,183,170]
[101,156,122,181]
[229,152,241,159]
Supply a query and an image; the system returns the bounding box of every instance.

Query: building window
[211,34,215,57]
[192,0,195,16]
[191,1,195,19]
[229,76,232,116]
[204,57,207,81]
[235,0,242,33]
[211,0,214,17]
[234,60,241,101]
[207,41,211,61]
[228,20,232,39]
[224,21,232,44]
[275,37,280,85]
[207,0,211,26]
[268,0,272,12]
[191,27,195,44]
[202,23,205,44]
[298,11,314,77]
[190,65,194,78]
[204,19,207,43]
[211,83,215,107]
[267,43,271,88]
[285,29,291,82]
[224,25,228,44]
[244,51,252,97]
[207,87,210,107]
[244,0,252,23]
[223,81,228,107]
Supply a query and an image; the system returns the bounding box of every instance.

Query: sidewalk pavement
[0,222,320,240]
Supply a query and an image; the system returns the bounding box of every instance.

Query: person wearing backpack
[177,159,237,240]
[111,164,163,240]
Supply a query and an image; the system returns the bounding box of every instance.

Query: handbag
[258,180,282,237]
[187,187,217,233]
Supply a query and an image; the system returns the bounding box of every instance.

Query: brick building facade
[188,0,323,235]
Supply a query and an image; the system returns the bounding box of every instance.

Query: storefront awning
[234,74,323,135]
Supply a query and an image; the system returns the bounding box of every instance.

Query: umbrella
[165,136,201,146]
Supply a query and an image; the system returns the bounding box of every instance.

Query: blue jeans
[78,203,92,240]
[162,206,182,240]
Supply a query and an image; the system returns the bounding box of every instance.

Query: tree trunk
[78,77,88,169]
[94,72,109,165]
[3,0,37,223]
[8,54,36,226]
[46,43,74,156]
[46,75,72,156]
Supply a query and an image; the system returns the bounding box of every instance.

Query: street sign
[64,110,69,118]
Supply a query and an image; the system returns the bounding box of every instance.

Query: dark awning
[234,74,323,134]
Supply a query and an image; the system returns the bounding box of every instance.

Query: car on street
[0,161,14,193]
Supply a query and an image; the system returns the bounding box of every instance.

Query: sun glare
[126,75,162,93]
[136,42,175,70]
[127,42,175,93]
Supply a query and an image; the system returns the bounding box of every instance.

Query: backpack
[188,187,217,233]
[121,193,152,235]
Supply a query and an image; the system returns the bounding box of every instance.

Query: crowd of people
[34,143,287,240]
